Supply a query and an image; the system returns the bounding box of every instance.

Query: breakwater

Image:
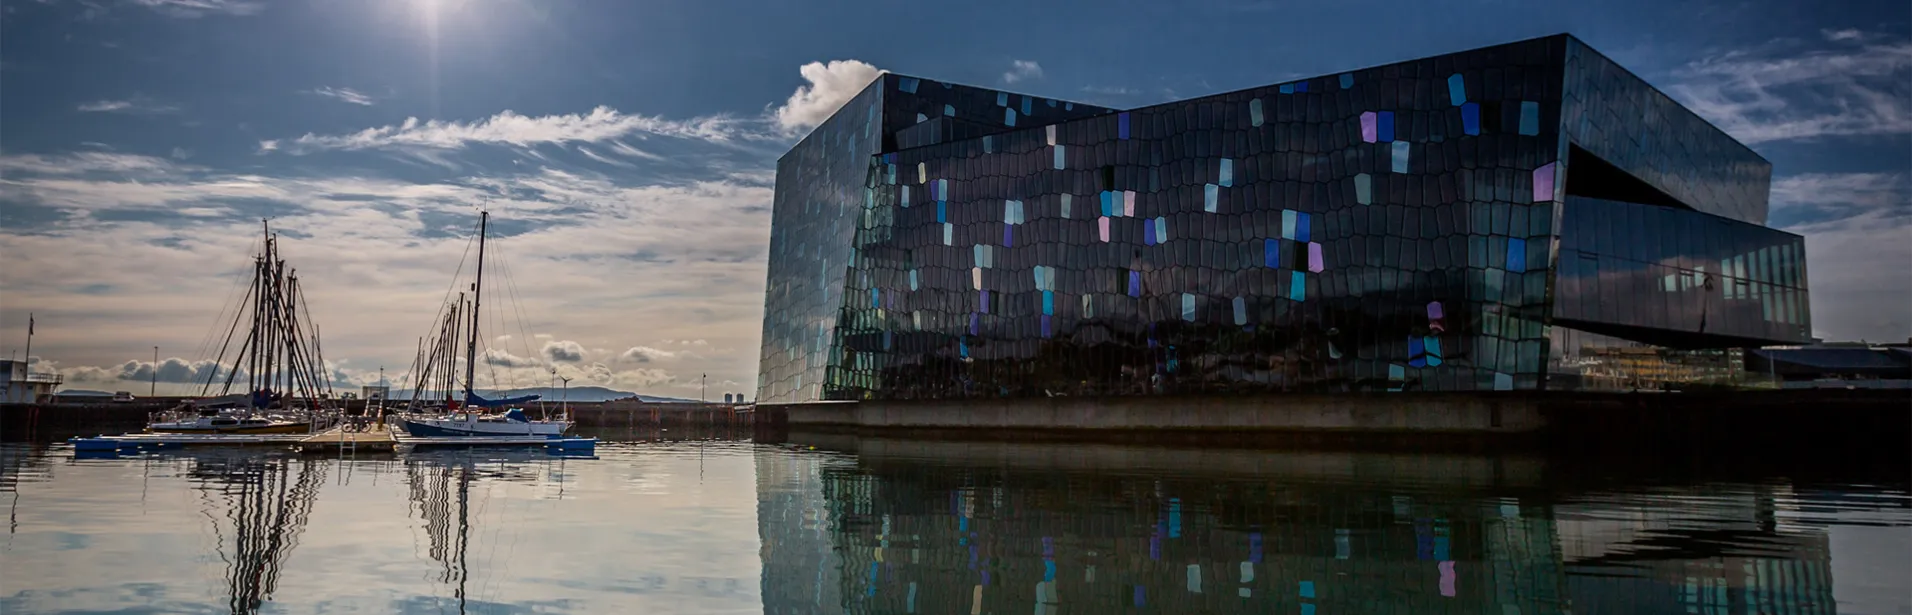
[0,400,752,441]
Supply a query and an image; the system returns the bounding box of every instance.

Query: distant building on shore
[0,359,63,403]
[1745,343,1912,389]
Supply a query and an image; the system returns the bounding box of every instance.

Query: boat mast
[463,211,488,406]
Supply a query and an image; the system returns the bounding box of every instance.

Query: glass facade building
[756,34,1811,404]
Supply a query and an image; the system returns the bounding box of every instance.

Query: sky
[1,0,1907,397]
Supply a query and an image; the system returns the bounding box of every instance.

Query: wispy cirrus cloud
[1079,85,1139,96]
[129,0,262,17]
[1662,34,1912,144]
[261,106,766,154]
[76,98,179,114]
[1003,60,1044,84]
[308,86,376,106]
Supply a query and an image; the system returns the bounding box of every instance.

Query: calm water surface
[1,434,1907,614]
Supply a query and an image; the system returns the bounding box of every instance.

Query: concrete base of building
[763,393,1544,434]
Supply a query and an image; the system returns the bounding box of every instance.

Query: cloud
[773,59,883,135]
[1765,172,1912,343]
[0,151,185,176]
[617,346,675,363]
[482,349,542,368]
[110,358,241,385]
[169,147,192,160]
[577,146,634,168]
[309,86,375,106]
[1663,39,1912,143]
[75,96,179,115]
[264,106,761,155]
[608,140,665,161]
[1003,60,1044,84]
[542,340,585,363]
[1821,28,1866,42]
[1770,172,1908,225]
[129,0,262,17]
[1080,85,1139,96]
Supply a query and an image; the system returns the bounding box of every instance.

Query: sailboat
[150,221,333,435]
[398,211,572,438]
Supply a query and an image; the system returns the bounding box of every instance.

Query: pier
[295,424,398,453]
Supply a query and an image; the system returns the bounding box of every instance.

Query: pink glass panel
[1098,216,1110,242]
[1533,162,1557,202]
[1307,242,1324,272]
[1360,111,1377,143]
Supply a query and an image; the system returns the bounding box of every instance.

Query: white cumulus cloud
[1003,60,1044,84]
[542,340,586,363]
[773,59,884,135]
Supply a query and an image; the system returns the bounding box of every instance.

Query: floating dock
[393,429,596,450]
[295,425,398,454]
[68,432,311,451]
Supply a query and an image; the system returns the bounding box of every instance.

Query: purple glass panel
[1360,112,1377,143]
[1533,162,1557,202]
[1427,301,1444,320]
[1041,315,1052,338]
[1003,224,1013,247]
[1308,242,1324,272]
[980,289,990,313]
[968,313,978,336]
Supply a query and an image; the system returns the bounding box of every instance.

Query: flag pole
[22,313,32,375]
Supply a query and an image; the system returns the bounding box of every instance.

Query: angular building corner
[755,34,1811,404]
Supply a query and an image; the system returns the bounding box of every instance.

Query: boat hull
[397,417,570,438]
[148,422,312,435]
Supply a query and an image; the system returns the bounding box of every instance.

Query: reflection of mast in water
[187,454,325,614]
[407,461,473,614]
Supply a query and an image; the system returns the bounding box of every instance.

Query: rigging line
[191,233,263,367]
[491,242,542,385]
[201,280,258,397]
[415,224,480,352]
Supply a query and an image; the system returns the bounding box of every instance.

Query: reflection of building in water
[1557,485,1837,614]
[755,447,848,615]
[184,454,326,614]
[760,446,1571,614]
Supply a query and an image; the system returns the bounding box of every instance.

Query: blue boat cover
[465,392,541,408]
[503,408,529,423]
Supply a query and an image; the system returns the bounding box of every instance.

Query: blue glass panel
[1409,335,1425,367]
[1355,173,1372,205]
[1388,364,1406,380]
[1461,102,1480,135]
[1282,210,1297,239]
[1061,194,1072,218]
[1143,218,1157,246]
[1264,239,1279,268]
[1233,296,1247,325]
[1339,73,1354,89]
[1518,101,1539,136]
[1021,96,1032,116]
[1507,237,1527,273]
[1378,111,1395,142]
[983,136,993,153]
[944,104,956,118]
[1279,84,1294,94]
[1204,184,1219,212]
[870,288,880,308]
[1250,99,1264,126]
[1181,293,1196,321]
[1392,141,1410,173]
[1004,108,1016,126]
[1118,112,1131,139]
[996,92,1008,106]
[1042,291,1054,315]
[1447,74,1466,105]
[1289,271,1306,301]
[898,77,919,93]
[1219,158,1234,187]
[1054,145,1065,169]
[909,269,919,290]
[1425,337,1443,366]
[1100,191,1114,216]
[1128,271,1141,297]
[1003,224,1013,247]
[1154,216,1168,244]
[1295,81,1308,93]
[1297,212,1311,243]
[1041,314,1052,338]
[936,201,946,223]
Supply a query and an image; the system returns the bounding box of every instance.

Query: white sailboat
[398,211,573,438]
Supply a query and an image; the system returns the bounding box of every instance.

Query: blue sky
[1,0,1906,395]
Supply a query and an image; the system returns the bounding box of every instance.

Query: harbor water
[1,431,1907,614]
